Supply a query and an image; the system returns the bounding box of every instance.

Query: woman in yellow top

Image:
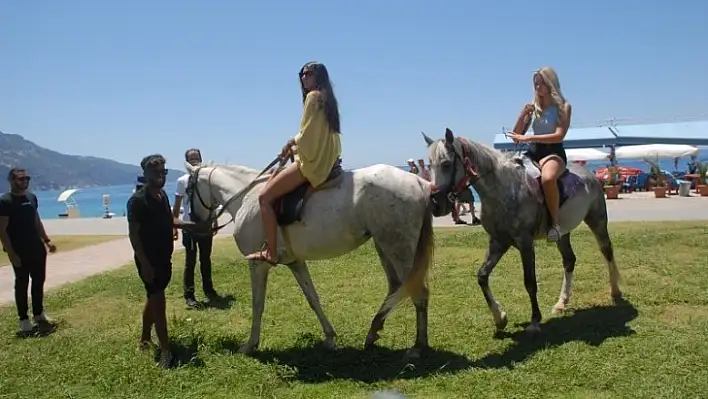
[245,61,342,264]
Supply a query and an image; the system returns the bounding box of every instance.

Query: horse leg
[286,261,337,350]
[238,260,272,354]
[518,238,542,334]
[552,233,577,314]
[477,237,511,331]
[364,243,402,350]
[584,214,622,299]
[408,285,430,360]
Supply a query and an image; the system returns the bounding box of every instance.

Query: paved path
[1,195,706,305]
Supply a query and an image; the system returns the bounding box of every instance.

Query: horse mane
[430,138,523,180]
[207,163,273,187]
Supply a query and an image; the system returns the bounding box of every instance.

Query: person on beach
[0,168,57,337]
[173,148,220,308]
[127,154,194,368]
[506,66,572,242]
[245,61,342,265]
[407,158,419,175]
[417,159,431,181]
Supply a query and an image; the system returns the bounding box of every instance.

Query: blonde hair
[532,66,567,123]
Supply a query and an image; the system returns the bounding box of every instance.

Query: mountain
[0,130,183,191]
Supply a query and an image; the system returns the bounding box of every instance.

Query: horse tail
[383,196,435,311]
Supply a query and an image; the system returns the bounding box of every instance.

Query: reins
[188,154,293,235]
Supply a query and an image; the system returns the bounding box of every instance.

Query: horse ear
[185,161,195,173]
[421,132,435,146]
[444,128,454,145]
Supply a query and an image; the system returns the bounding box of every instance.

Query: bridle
[431,137,481,203]
[185,156,289,237]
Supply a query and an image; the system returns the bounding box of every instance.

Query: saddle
[274,158,344,226]
[513,156,584,208]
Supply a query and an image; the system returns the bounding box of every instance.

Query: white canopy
[56,189,79,202]
[614,144,700,160]
[565,148,610,162]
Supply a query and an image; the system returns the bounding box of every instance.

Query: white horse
[183,161,435,358]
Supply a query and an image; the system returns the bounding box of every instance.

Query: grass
[1,222,707,399]
[0,235,121,266]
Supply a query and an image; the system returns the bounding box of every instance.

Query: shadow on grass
[156,336,205,368]
[191,294,236,310]
[241,299,638,382]
[251,340,474,383]
[474,298,639,369]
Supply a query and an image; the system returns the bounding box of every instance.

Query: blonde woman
[507,66,572,242]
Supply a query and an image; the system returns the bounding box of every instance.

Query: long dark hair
[299,61,341,134]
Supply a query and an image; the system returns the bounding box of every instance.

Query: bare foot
[244,250,278,265]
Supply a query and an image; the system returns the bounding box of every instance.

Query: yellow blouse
[294,91,342,187]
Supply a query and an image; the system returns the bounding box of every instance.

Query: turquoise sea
[13,152,708,220]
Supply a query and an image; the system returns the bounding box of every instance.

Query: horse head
[422,128,479,217]
[183,161,219,236]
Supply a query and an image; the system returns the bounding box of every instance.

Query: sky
[2,0,707,170]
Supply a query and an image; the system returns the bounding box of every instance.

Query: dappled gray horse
[184,161,434,358]
[423,128,621,334]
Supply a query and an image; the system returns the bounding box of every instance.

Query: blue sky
[2,0,707,170]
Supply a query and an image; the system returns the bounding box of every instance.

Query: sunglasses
[299,70,313,78]
[148,169,168,177]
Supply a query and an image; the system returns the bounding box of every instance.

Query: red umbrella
[594,166,643,179]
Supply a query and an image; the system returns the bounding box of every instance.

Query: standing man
[417,159,431,182]
[127,154,192,368]
[172,148,219,308]
[0,168,57,336]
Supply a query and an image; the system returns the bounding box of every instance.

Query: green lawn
[1,222,707,399]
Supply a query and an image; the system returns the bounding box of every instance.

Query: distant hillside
[0,130,182,191]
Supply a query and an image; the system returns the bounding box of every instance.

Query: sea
[16,152,708,220]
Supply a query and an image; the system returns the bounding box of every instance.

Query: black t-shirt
[0,192,44,256]
[126,188,174,265]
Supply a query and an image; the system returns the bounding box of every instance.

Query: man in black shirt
[127,154,194,369]
[0,168,57,336]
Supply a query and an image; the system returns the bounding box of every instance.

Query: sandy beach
[0,193,705,305]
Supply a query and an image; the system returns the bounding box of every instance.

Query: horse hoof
[612,290,623,300]
[403,347,422,361]
[323,338,338,351]
[495,312,508,331]
[551,303,565,315]
[237,343,257,355]
[525,323,542,335]
[364,332,380,350]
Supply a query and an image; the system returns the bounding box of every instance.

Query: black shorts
[526,143,567,165]
[135,259,172,297]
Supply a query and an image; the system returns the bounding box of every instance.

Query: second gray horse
[423,128,622,334]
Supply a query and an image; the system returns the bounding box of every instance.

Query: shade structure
[565,148,610,162]
[614,144,699,160]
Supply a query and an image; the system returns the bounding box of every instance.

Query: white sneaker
[34,313,56,334]
[34,313,50,323]
[18,319,33,335]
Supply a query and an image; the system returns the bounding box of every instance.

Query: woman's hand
[506,132,530,143]
[279,138,295,159]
